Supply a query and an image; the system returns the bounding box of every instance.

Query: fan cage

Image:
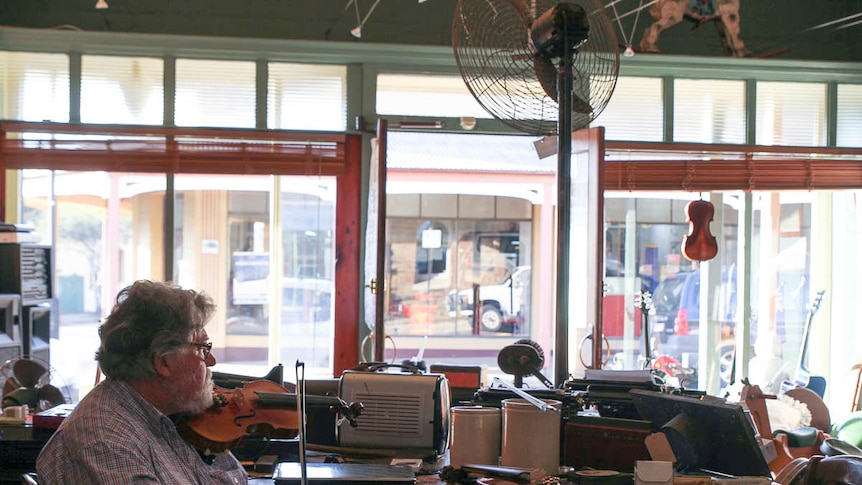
[453,0,620,136]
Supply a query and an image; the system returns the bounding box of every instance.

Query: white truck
[446,266,531,332]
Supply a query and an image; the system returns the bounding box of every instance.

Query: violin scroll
[681,199,718,262]
[336,399,364,427]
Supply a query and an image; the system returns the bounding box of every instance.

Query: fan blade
[13,359,48,388]
[534,56,558,101]
[504,0,533,27]
[572,93,594,114]
[37,384,66,410]
[2,379,20,400]
[534,56,594,114]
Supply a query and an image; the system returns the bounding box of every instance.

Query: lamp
[349,0,382,39]
[95,0,108,8]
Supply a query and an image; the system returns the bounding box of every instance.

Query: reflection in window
[602,191,827,395]
[387,206,531,338]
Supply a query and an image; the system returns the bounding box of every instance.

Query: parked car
[446,266,530,332]
[650,268,739,386]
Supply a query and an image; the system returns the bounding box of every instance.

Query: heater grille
[352,392,424,436]
[337,371,450,455]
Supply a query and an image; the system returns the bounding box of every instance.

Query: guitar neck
[793,291,825,385]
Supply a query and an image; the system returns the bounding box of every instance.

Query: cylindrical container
[449,406,502,468]
[501,398,561,474]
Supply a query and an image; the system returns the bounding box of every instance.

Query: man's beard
[171,368,215,415]
[187,369,215,415]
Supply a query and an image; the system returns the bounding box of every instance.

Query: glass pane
[756,81,827,146]
[21,170,166,402]
[376,74,491,118]
[604,192,741,392]
[268,63,347,131]
[21,170,340,401]
[385,132,552,384]
[0,51,70,122]
[278,176,336,377]
[749,191,815,397]
[674,78,746,144]
[837,84,862,148]
[172,175,272,371]
[175,59,256,128]
[81,55,164,125]
[598,76,663,141]
[170,174,336,379]
[603,190,819,396]
[20,169,53,245]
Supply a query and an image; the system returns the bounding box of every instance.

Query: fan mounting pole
[554,8,577,388]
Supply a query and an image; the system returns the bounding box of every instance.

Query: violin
[175,379,363,454]
[681,199,718,262]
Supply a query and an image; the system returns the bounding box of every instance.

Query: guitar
[635,289,654,366]
[780,290,826,394]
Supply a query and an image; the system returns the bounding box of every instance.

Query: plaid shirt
[36,378,248,484]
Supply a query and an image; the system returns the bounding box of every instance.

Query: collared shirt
[36,378,248,485]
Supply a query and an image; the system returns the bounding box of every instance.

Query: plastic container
[500,398,561,474]
[449,406,501,468]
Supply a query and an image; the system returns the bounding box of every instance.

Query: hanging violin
[175,379,363,454]
[681,198,718,262]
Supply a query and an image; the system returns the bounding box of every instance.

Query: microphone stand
[295,361,308,485]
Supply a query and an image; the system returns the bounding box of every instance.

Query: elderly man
[37,280,248,484]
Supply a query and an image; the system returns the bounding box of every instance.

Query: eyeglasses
[189,342,213,360]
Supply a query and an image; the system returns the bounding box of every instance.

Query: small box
[33,403,76,430]
[635,460,673,485]
[429,363,486,405]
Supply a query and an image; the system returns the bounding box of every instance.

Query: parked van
[446,265,530,332]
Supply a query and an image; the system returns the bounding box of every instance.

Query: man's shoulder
[60,380,152,434]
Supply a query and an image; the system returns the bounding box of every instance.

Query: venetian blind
[175,58,256,129]
[376,74,490,118]
[81,55,164,125]
[673,78,746,144]
[267,63,348,132]
[0,51,69,122]
[837,84,862,148]
[598,76,663,142]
